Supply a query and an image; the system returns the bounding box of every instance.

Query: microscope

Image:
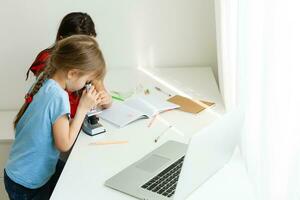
[82,83,106,136]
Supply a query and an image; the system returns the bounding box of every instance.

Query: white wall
[0,0,217,109]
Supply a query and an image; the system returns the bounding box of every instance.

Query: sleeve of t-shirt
[49,92,70,125]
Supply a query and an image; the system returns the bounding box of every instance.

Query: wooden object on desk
[167,95,215,114]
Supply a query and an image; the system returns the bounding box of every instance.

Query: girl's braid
[14,62,57,129]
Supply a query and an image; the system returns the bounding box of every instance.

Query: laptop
[105,109,244,200]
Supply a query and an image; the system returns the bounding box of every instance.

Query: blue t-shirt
[5,79,70,189]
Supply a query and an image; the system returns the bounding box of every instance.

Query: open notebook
[99,95,180,127]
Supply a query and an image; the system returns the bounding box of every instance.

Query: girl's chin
[65,88,76,92]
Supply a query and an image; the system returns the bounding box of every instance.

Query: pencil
[154,125,172,143]
[154,87,172,97]
[147,109,173,128]
[112,95,124,101]
[148,114,158,128]
[89,140,128,145]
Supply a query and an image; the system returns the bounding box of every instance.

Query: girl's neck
[51,71,66,89]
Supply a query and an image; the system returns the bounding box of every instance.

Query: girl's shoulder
[35,79,69,110]
[44,79,67,96]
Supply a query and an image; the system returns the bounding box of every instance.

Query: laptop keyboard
[141,156,185,198]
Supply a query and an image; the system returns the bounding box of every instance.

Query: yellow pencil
[89,140,128,145]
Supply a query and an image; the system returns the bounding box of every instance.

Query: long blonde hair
[14,35,106,128]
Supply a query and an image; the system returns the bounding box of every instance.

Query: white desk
[50,67,255,200]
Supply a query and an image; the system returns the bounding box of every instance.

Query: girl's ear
[67,69,79,80]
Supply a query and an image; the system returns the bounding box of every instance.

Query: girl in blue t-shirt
[4,35,106,200]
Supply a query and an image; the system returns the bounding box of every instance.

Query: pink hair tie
[25,95,33,103]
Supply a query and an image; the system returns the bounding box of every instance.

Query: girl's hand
[91,79,112,109]
[78,85,101,112]
[98,90,112,108]
[53,85,101,153]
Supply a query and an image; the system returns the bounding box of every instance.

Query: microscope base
[82,119,106,136]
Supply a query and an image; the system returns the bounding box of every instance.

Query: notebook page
[99,102,145,127]
[124,96,180,117]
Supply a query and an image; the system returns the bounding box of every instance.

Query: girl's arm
[92,79,112,109]
[52,86,101,152]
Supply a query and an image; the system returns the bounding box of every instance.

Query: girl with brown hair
[4,35,106,199]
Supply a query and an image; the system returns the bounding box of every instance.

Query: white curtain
[216,0,300,200]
